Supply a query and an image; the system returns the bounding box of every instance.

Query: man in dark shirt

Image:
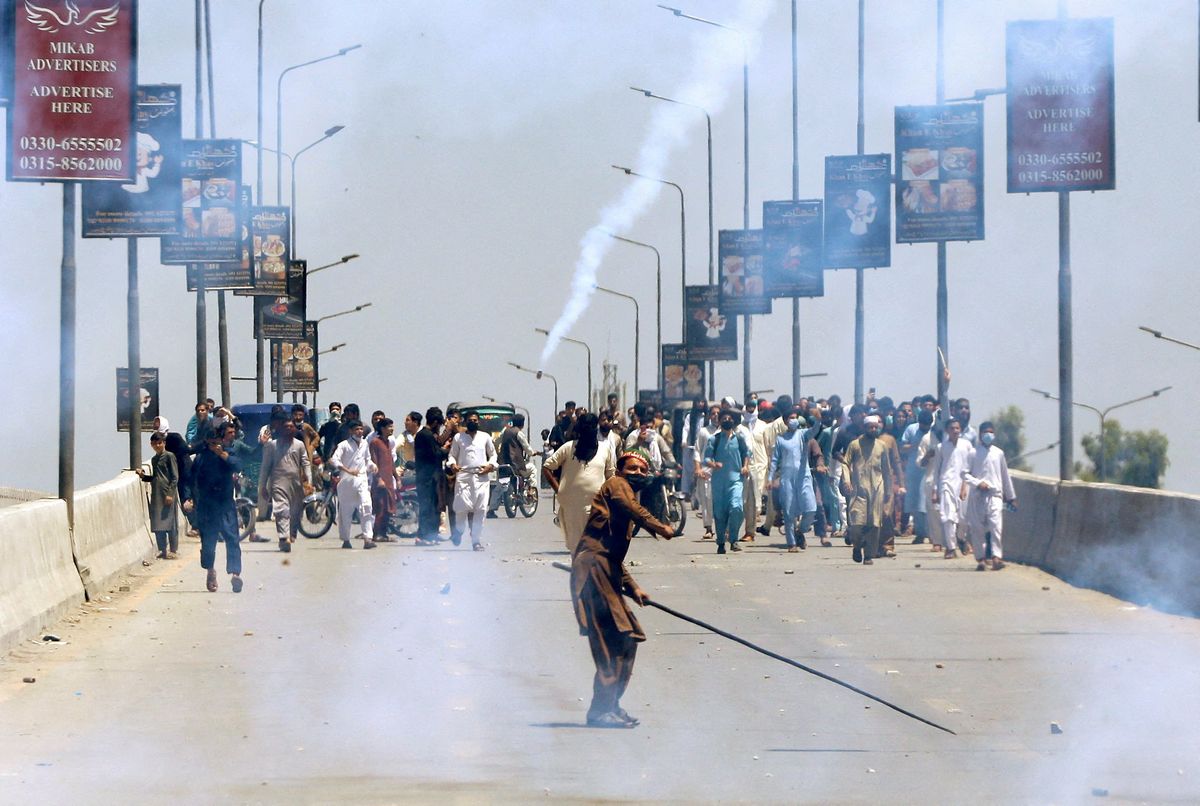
[182,422,243,593]
[318,401,343,462]
[413,406,447,546]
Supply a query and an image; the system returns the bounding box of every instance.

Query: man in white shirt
[692,404,721,539]
[330,420,378,550]
[447,410,498,550]
[963,421,1017,570]
[932,418,973,560]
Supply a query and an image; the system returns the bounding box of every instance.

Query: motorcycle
[659,464,687,536]
[497,462,539,518]
[299,465,419,539]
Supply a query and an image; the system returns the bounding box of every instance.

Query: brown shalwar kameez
[571,475,672,721]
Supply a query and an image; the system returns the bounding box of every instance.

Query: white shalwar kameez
[933,436,972,542]
[331,436,376,542]
[917,430,945,548]
[963,443,1015,560]
[448,430,497,547]
[693,423,718,531]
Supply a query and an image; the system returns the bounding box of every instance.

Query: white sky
[1,0,1196,494]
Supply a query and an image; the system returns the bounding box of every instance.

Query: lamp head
[338,44,363,55]
[325,125,345,137]
[536,371,544,380]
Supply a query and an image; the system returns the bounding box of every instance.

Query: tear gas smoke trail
[539,0,775,367]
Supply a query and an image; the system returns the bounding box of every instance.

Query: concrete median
[70,472,155,600]
[0,498,85,655]
[1003,471,1060,567]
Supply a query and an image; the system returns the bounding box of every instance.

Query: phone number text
[1015,151,1104,167]
[1014,168,1107,184]
[18,136,124,153]
[17,156,124,172]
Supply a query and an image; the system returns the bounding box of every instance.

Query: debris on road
[41,634,61,642]
[440,583,451,595]
[1091,788,1109,797]
[784,570,794,575]
[935,663,944,669]
[118,586,130,592]
[1050,722,1064,734]
[243,631,254,637]
[22,677,35,684]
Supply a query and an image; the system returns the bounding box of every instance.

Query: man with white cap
[932,418,973,559]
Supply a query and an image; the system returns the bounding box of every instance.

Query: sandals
[205,568,217,592]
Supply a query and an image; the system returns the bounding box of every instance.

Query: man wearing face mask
[963,422,1017,570]
[571,451,676,728]
[703,409,751,554]
[842,414,896,565]
[769,408,825,552]
[874,405,905,558]
[447,410,498,550]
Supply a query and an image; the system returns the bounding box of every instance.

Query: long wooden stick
[553,561,956,735]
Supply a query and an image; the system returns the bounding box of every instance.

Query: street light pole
[275,44,361,205]
[606,233,661,386]
[290,125,344,253]
[1139,325,1200,352]
[659,4,750,398]
[1031,386,1172,482]
[508,362,559,424]
[534,327,591,407]
[595,285,640,397]
[629,86,715,399]
[307,253,360,276]
[612,166,684,351]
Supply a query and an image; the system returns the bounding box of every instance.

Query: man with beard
[182,423,244,593]
[291,404,321,484]
[951,398,977,446]
[703,409,751,554]
[258,410,312,553]
[318,401,343,462]
[842,414,896,565]
[571,451,675,728]
[414,407,447,546]
[369,417,399,541]
[447,410,498,550]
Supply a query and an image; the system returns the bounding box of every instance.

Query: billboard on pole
[762,200,825,297]
[1006,17,1115,193]
[7,0,137,182]
[718,229,770,315]
[187,186,255,290]
[895,104,985,243]
[684,284,737,362]
[116,366,158,432]
[661,343,704,404]
[257,259,306,339]
[160,139,242,264]
[823,154,892,269]
[82,84,182,237]
[235,206,290,296]
[270,321,318,393]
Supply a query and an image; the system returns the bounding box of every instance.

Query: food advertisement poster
[234,205,290,296]
[187,185,254,290]
[823,154,892,268]
[762,200,825,297]
[160,139,242,264]
[270,321,318,393]
[116,366,158,432]
[718,229,771,315]
[1006,18,1115,193]
[257,259,306,339]
[82,84,181,236]
[894,104,984,243]
[684,284,737,361]
[7,0,137,182]
[661,343,704,404]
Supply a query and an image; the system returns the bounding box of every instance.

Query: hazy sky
[1,0,1197,495]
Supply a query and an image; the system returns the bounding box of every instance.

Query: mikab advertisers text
[235,205,290,296]
[718,229,771,315]
[762,200,825,297]
[188,185,254,290]
[824,154,892,268]
[684,285,737,362]
[895,104,984,243]
[271,321,318,393]
[1006,17,1115,193]
[257,259,306,340]
[661,343,704,404]
[7,0,137,182]
[160,139,242,264]
[116,366,158,432]
[82,84,182,237]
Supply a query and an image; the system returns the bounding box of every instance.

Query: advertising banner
[718,229,770,315]
[684,284,737,362]
[116,366,158,432]
[823,154,892,268]
[762,200,825,297]
[895,104,985,243]
[257,259,306,339]
[1006,18,1115,193]
[160,139,242,264]
[270,321,318,393]
[637,389,663,409]
[187,186,254,290]
[81,84,181,236]
[7,0,137,182]
[234,205,289,296]
[661,343,704,404]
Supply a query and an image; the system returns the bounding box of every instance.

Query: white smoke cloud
[539,0,776,367]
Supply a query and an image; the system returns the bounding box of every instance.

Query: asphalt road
[2,497,1199,804]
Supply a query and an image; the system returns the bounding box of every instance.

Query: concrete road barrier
[70,472,155,599]
[1004,471,1060,567]
[0,498,85,655]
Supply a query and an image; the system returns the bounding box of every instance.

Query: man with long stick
[571,451,675,728]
